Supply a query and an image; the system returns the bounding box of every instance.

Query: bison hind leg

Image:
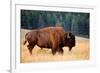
[27,45,34,55]
[41,48,43,50]
[28,47,33,55]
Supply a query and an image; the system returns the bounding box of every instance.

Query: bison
[23,27,75,55]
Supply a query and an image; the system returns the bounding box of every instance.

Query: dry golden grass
[20,29,89,63]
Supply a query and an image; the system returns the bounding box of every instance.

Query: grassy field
[20,29,89,63]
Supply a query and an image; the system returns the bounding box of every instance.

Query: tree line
[21,10,89,38]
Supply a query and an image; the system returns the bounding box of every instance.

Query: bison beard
[23,27,75,55]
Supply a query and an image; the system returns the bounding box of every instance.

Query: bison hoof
[29,51,32,55]
[52,51,56,55]
[59,50,63,55]
[69,48,72,51]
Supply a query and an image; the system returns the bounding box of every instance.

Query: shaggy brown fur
[24,27,75,55]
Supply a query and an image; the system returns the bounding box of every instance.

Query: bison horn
[67,32,71,39]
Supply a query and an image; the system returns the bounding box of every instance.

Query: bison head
[64,32,76,51]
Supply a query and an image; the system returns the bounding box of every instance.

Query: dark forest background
[21,10,89,38]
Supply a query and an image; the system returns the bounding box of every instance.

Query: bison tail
[23,40,27,45]
[23,32,29,45]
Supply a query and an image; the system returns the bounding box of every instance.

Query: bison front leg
[52,48,57,55]
[58,47,63,55]
[69,46,72,51]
